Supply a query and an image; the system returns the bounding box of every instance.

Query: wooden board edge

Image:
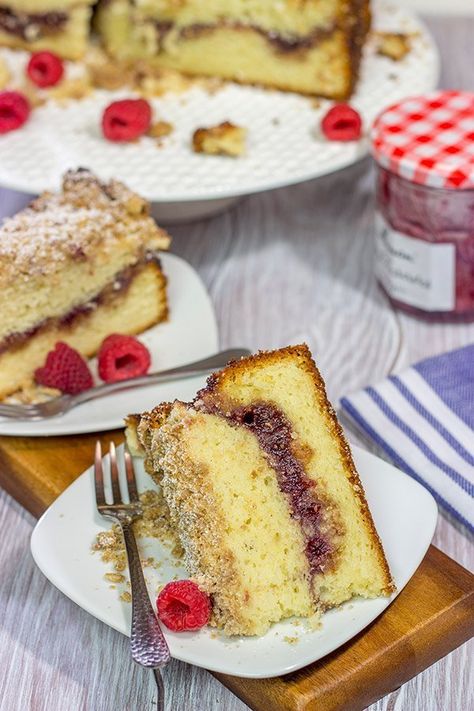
[212,547,474,711]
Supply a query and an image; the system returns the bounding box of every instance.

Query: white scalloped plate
[31,443,437,678]
[0,3,438,203]
[0,253,218,437]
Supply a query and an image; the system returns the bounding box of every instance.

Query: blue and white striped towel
[341,344,474,533]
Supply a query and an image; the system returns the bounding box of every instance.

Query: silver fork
[0,348,250,420]
[94,441,170,710]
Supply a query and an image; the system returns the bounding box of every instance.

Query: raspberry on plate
[27,51,64,88]
[157,580,211,632]
[102,99,152,142]
[0,91,30,134]
[98,334,151,382]
[35,342,93,394]
[321,103,362,141]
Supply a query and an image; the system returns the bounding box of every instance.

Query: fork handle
[120,521,171,668]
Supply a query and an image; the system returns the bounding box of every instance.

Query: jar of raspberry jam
[371,91,474,321]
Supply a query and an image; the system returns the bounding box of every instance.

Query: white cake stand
[0,3,439,222]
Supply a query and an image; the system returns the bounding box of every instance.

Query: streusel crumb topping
[0,168,170,287]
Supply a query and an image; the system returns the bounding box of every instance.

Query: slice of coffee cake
[0,0,95,59]
[127,345,394,636]
[96,0,371,99]
[0,168,170,399]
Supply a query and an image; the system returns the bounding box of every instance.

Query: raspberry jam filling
[0,252,162,355]
[155,20,338,55]
[230,403,333,575]
[0,7,68,39]
[196,394,335,577]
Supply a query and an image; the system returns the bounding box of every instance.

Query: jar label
[375,215,456,311]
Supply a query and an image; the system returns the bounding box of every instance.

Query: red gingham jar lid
[371,90,474,189]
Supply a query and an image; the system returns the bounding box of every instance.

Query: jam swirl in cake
[156,21,339,55]
[198,399,340,578]
[0,252,164,356]
[0,7,68,39]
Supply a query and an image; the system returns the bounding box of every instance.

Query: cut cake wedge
[96,0,371,99]
[0,168,170,399]
[127,345,394,636]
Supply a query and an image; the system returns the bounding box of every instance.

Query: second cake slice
[0,168,170,399]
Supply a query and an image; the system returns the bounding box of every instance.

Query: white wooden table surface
[0,14,473,711]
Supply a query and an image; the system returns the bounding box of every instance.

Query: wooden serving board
[0,431,473,711]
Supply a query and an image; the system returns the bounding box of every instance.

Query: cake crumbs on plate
[104,572,125,583]
[305,613,323,632]
[192,121,247,158]
[375,32,411,61]
[120,591,132,603]
[92,489,182,596]
[46,76,93,103]
[148,120,174,144]
[284,636,299,645]
[85,47,202,98]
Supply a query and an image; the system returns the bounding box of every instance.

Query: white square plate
[0,253,218,437]
[31,444,437,678]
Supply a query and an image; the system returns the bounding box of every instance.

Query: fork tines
[94,440,140,508]
[94,441,106,507]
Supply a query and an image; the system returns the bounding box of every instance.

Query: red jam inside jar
[371,91,474,321]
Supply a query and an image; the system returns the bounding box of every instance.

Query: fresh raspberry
[0,91,30,134]
[157,580,211,632]
[321,103,362,141]
[98,334,151,382]
[102,99,152,142]
[35,342,93,394]
[27,51,64,88]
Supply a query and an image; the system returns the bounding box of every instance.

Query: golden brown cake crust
[341,0,371,98]
[199,344,394,595]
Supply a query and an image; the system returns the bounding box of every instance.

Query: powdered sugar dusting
[0,168,170,286]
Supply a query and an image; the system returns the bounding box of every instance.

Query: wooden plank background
[0,14,473,711]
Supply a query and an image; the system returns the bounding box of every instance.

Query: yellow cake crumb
[148,120,174,142]
[104,572,126,583]
[192,121,247,157]
[376,32,411,61]
[46,76,93,103]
